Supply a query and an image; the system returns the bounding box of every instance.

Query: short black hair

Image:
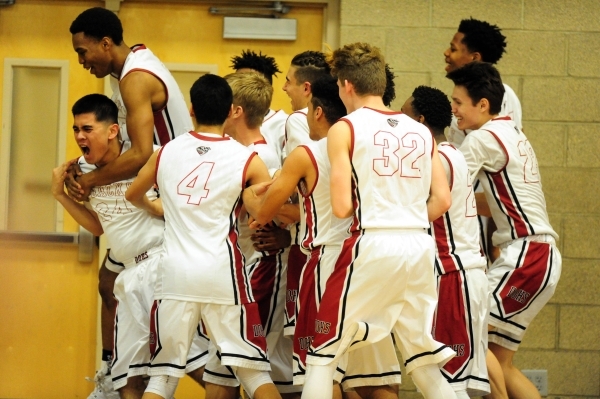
[190,74,233,126]
[69,7,124,45]
[72,93,118,124]
[458,18,506,64]
[310,75,347,125]
[382,63,396,107]
[230,50,281,85]
[446,62,505,115]
[291,51,331,85]
[410,86,452,133]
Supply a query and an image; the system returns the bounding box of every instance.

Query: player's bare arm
[52,159,103,236]
[243,146,314,226]
[427,145,452,221]
[475,192,492,218]
[125,149,163,216]
[327,121,353,219]
[77,71,163,194]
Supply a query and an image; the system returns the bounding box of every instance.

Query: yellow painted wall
[0,1,322,397]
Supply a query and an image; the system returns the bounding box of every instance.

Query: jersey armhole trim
[438,150,454,191]
[339,118,355,159]
[482,129,509,174]
[242,152,258,189]
[298,145,319,197]
[155,146,165,187]
[121,68,169,114]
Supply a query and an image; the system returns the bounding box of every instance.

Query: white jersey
[429,143,487,275]
[343,107,434,232]
[237,139,282,266]
[261,109,288,164]
[459,116,557,246]
[282,108,309,159]
[110,44,193,145]
[156,131,256,304]
[282,108,311,245]
[297,139,351,252]
[81,141,163,263]
[447,83,522,146]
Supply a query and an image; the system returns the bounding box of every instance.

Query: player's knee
[234,367,273,398]
[146,375,179,398]
[98,266,118,304]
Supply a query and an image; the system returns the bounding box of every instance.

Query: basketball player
[278,51,331,337]
[298,42,456,399]
[244,74,402,399]
[447,62,561,399]
[68,8,195,395]
[402,86,491,399]
[126,74,280,399]
[231,50,287,163]
[52,94,207,399]
[202,72,297,399]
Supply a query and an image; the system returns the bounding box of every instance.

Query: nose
[78,55,85,65]
[282,81,288,92]
[443,48,450,58]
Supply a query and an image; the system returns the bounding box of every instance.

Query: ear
[343,79,354,94]
[303,81,312,95]
[108,123,120,140]
[101,36,112,50]
[418,114,425,124]
[314,105,324,121]
[189,105,195,119]
[232,105,244,119]
[471,52,483,62]
[478,98,490,113]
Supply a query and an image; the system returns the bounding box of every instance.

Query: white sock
[301,364,335,399]
[411,364,457,399]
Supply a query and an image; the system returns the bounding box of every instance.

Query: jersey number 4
[373,131,426,177]
[177,162,214,205]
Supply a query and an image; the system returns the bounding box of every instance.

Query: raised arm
[52,159,103,236]
[77,71,164,193]
[125,149,162,216]
[327,121,353,219]
[427,145,452,221]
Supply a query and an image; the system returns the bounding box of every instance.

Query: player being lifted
[447,62,561,399]
[300,42,456,399]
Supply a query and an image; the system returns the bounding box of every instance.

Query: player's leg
[118,375,146,399]
[484,349,508,399]
[489,343,540,399]
[99,253,119,356]
[205,382,239,399]
[353,385,398,399]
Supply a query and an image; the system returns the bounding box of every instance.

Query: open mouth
[80,145,90,156]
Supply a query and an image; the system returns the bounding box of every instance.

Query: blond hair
[327,42,386,97]
[224,72,273,129]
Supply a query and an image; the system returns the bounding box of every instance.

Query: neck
[231,126,263,146]
[96,140,123,168]
[433,131,446,145]
[195,124,224,136]
[112,42,132,77]
[472,113,499,131]
[347,94,387,113]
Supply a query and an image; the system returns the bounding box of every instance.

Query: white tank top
[81,142,163,263]
[110,44,193,145]
[156,131,256,304]
[261,109,288,164]
[460,117,557,246]
[343,107,433,231]
[429,143,486,274]
[297,139,351,252]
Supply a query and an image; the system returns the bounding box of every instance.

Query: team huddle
[52,6,561,399]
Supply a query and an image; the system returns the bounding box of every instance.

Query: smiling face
[282,66,307,111]
[73,112,118,166]
[72,32,112,78]
[451,85,486,131]
[443,32,476,73]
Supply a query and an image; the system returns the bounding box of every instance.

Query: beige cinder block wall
[338,0,600,398]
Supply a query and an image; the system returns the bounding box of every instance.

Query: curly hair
[410,86,452,133]
[458,18,507,64]
[382,63,396,107]
[291,51,331,85]
[230,50,281,85]
[69,7,123,45]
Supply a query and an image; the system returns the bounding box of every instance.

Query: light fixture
[209,1,290,18]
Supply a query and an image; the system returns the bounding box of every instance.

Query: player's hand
[64,159,84,200]
[251,225,291,252]
[51,159,77,198]
[247,215,263,230]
